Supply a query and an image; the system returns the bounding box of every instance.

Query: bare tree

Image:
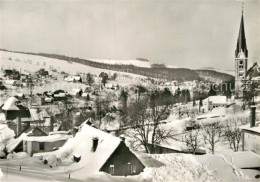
[224,115,248,152]
[126,90,174,153]
[95,94,112,128]
[202,122,223,154]
[183,129,200,154]
[224,126,243,152]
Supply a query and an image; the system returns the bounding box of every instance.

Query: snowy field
[0,51,147,79]
[88,58,152,68]
[1,151,259,182]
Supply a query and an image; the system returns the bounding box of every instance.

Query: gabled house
[42,124,148,176]
[207,96,233,110]
[0,97,31,120]
[0,97,31,136]
[7,126,47,153]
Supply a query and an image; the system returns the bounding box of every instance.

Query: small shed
[23,134,72,156]
[208,96,228,110]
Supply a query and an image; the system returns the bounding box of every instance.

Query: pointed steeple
[235,9,248,58]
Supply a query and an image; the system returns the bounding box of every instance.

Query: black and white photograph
[0,0,260,181]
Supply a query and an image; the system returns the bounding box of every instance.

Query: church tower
[235,7,248,95]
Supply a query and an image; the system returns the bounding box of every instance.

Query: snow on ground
[138,154,216,182]
[88,58,152,68]
[0,50,147,79]
[0,157,139,182]
[33,124,122,179]
[139,152,259,182]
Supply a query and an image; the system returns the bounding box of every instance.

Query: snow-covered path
[0,164,79,182]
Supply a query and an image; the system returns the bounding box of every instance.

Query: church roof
[246,62,260,79]
[235,13,248,58]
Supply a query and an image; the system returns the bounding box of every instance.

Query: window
[239,60,244,69]
[39,142,44,150]
[131,165,136,174]
[109,165,114,175]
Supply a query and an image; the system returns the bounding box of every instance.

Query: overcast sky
[0,0,259,70]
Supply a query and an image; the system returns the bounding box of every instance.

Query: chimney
[49,117,54,132]
[92,137,99,152]
[250,106,256,128]
[120,135,125,142]
[17,117,21,136]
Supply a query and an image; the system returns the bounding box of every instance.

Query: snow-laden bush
[45,155,58,168]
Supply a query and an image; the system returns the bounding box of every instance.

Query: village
[1,1,260,182]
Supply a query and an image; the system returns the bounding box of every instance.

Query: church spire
[235,3,248,58]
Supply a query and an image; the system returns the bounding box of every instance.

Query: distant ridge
[0,49,234,82]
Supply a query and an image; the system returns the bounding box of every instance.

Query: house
[25,108,54,134]
[208,96,228,110]
[52,90,67,101]
[105,83,114,89]
[23,133,72,156]
[7,126,47,153]
[240,106,260,155]
[69,88,82,97]
[4,80,21,86]
[64,75,82,82]
[146,142,206,155]
[0,97,31,120]
[38,124,147,176]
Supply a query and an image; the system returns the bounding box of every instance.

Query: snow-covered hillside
[198,67,235,76]
[88,59,152,68]
[0,51,147,78]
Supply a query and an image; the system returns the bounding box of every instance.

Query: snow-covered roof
[74,76,81,80]
[1,97,20,110]
[133,152,165,168]
[25,134,72,142]
[208,96,227,104]
[252,76,260,81]
[37,124,122,176]
[240,121,260,134]
[49,131,70,135]
[7,133,27,153]
[150,141,206,154]
[226,151,260,168]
